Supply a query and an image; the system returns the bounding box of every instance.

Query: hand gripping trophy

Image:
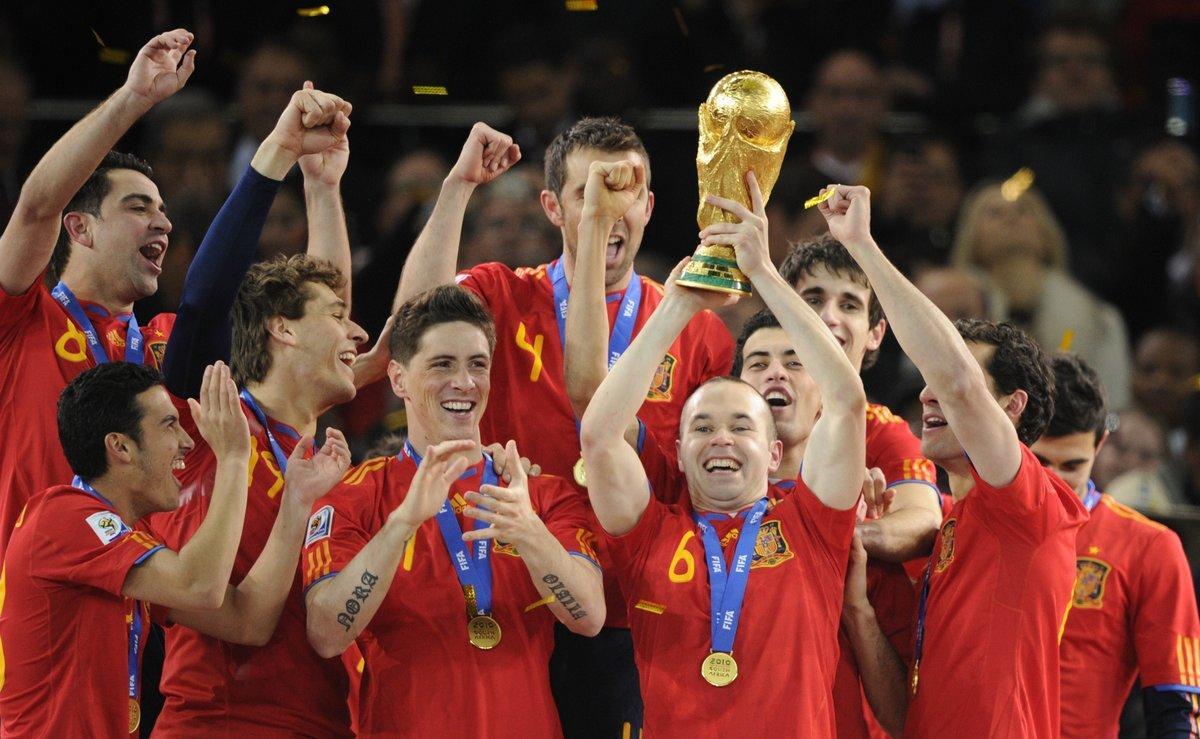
[676,71,795,295]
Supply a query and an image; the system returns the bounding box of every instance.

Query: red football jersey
[1060,492,1200,738]
[457,261,732,482]
[300,454,601,738]
[608,481,856,736]
[142,396,353,737]
[834,559,917,739]
[903,445,1088,738]
[0,485,165,737]
[0,282,173,558]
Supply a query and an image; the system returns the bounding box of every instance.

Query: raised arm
[166,429,351,645]
[123,362,249,610]
[818,186,1021,486]
[0,29,195,295]
[580,260,731,535]
[305,439,473,658]
[298,84,354,304]
[564,160,646,418]
[162,84,352,399]
[701,173,866,510]
[462,441,604,635]
[392,123,520,312]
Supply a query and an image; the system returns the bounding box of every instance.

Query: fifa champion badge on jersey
[129,699,141,733]
[467,615,502,649]
[701,651,739,686]
[676,70,794,296]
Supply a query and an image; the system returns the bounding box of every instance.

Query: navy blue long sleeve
[1143,687,1200,738]
[162,164,282,399]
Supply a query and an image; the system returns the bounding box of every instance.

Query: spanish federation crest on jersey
[305,505,334,547]
[1072,557,1112,609]
[645,353,677,402]
[86,510,129,545]
[750,520,794,569]
[934,518,957,573]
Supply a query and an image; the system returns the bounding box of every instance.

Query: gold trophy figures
[676,70,795,295]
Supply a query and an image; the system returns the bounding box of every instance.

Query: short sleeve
[533,477,602,569]
[302,479,377,594]
[455,262,515,314]
[640,425,685,504]
[0,279,48,347]
[777,481,857,570]
[605,498,674,592]
[865,407,938,494]
[968,444,1085,543]
[30,492,166,596]
[1133,528,1200,692]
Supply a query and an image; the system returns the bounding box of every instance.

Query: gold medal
[467,615,502,650]
[573,458,588,488]
[700,651,738,687]
[128,698,141,733]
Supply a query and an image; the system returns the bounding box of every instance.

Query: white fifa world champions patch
[85,510,127,545]
[306,505,334,547]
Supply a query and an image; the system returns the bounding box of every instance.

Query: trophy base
[676,245,752,295]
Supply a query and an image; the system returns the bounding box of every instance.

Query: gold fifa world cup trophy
[676,70,795,295]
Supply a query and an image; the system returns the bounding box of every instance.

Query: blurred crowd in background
[1,0,1199,514]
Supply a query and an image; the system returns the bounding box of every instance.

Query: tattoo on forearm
[542,573,588,620]
[337,570,379,631]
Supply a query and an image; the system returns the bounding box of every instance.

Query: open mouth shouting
[337,350,356,369]
[762,384,794,409]
[606,234,625,268]
[138,240,167,274]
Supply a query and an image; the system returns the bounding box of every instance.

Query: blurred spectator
[572,36,646,119]
[803,49,891,190]
[952,182,1132,409]
[460,169,559,270]
[1094,407,1169,490]
[494,27,576,166]
[874,134,965,272]
[229,41,312,187]
[258,184,307,261]
[352,149,448,340]
[914,264,994,322]
[144,91,231,218]
[987,14,1131,298]
[1115,138,1200,338]
[0,57,30,223]
[1185,394,1200,504]
[1129,327,1199,437]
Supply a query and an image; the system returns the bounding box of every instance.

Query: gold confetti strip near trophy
[676,70,795,295]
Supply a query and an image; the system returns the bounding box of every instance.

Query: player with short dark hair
[817,184,1086,738]
[1031,354,1200,737]
[0,29,197,559]
[579,173,865,735]
[0,360,345,736]
[394,119,732,735]
[303,284,604,737]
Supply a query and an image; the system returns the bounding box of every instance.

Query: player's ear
[387,359,410,402]
[643,189,655,223]
[1001,389,1029,426]
[676,438,684,472]
[62,212,94,249]
[1094,429,1110,455]
[540,190,564,228]
[866,317,887,353]
[265,316,297,347]
[105,432,134,464]
[766,438,783,475]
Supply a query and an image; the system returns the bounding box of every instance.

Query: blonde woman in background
[951,182,1132,409]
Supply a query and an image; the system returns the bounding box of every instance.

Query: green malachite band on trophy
[675,271,752,294]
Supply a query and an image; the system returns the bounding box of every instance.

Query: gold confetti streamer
[673,6,689,37]
[703,63,725,74]
[1058,329,1075,352]
[99,47,131,65]
[1000,167,1035,202]
[565,0,598,10]
[412,85,448,96]
[804,187,835,209]
[297,5,330,17]
[90,28,106,47]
